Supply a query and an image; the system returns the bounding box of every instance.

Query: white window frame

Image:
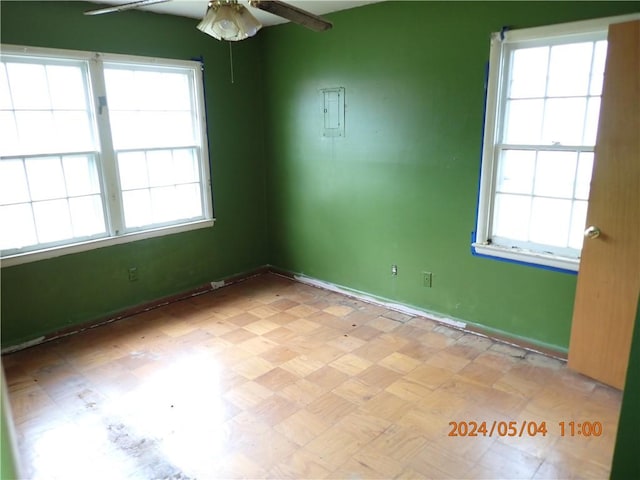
[1,45,214,267]
[473,13,640,272]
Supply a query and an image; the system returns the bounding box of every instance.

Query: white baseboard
[292,273,467,329]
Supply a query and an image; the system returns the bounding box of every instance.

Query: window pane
[105,69,192,112]
[118,148,205,229]
[529,197,571,247]
[135,70,172,110]
[118,151,149,190]
[569,200,588,250]
[1,154,106,251]
[0,112,19,156]
[147,150,174,187]
[509,46,549,99]
[590,41,608,95]
[54,111,94,151]
[110,112,195,150]
[173,149,200,184]
[6,63,51,109]
[62,155,101,196]
[150,186,177,223]
[503,99,543,144]
[69,195,105,237]
[138,111,164,145]
[493,193,531,242]
[134,70,167,111]
[541,98,586,146]
[0,203,37,250]
[109,111,141,150]
[575,152,594,200]
[103,69,135,110]
[105,66,197,150]
[123,189,152,228]
[46,65,87,110]
[533,151,577,199]
[496,150,535,194]
[547,42,593,97]
[583,97,601,146]
[15,111,57,154]
[163,73,192,110]
[33,199,73,243]
[175,184,202,219]
[0,159,30,204]
[0,64,12,109]
[3,59,95,157]
[139,111,195,147]
[25,156,67,201]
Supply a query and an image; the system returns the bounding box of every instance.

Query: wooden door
[568,20,640,390]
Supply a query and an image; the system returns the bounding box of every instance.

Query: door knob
[584,225,601,239]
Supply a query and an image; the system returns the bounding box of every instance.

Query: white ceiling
[86,1,382,27]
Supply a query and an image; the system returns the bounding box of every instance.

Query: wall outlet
[423,271,432,288]
[128,267,138,282]
[391,264,398,276]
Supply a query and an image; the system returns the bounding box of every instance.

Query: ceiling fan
[84,0,333,41]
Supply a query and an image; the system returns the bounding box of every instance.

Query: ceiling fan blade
[84,0,172,16]
[250,1,332,32]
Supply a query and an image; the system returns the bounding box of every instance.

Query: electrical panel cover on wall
[321,87,345,137]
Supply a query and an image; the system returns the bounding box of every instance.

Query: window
[0,46,212,265]
[473,13,639,272]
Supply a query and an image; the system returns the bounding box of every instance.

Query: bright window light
[104,64,204,231]
[473,14,639,271]
[0,46,213,260]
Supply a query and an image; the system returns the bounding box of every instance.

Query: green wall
[261,1,639,352]
[0,1,268,348]
[1,366,20,479]
[611,296,640,477]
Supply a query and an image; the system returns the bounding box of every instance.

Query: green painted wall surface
[261,1,639,351]
[0,1,268,348]
[611,296,640,477]
[1,366,20,479]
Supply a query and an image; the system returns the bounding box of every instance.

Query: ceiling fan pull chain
[229,41,234,84]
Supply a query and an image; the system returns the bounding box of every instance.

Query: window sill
[472,243,579,273]
[1,219,215,268]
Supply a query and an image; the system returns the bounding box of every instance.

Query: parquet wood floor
[3,273,622,479]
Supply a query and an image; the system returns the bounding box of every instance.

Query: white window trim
[0,219,215,267]
[473,12,640,272]
[0,45,215,267]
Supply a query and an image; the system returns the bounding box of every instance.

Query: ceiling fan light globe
[215,19,240,38]
[196,3,261,41]
[235,7,262,37]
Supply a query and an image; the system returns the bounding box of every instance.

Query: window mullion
[21,159,41,245]
[487,43,518,243]
[538,46,553,145]
[581,42,598,145]
[192,66,213,221]
[476,33,505,245]
[499,143,594,152]
[88,55,124,236]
